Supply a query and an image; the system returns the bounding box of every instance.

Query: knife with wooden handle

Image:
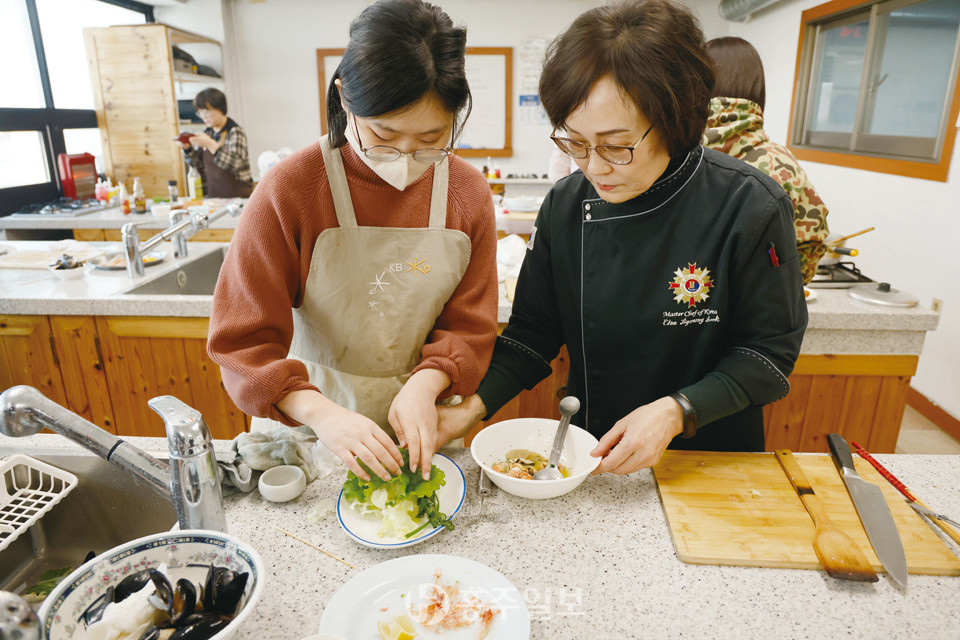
[828,433,908,587]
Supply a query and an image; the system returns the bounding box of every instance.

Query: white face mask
[344,118,438,191]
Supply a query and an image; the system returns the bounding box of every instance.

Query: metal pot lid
[847,282,919,308]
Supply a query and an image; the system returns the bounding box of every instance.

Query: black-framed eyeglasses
[550,123,655,165]
[352,116,452,163]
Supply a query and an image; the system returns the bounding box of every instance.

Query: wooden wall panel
[836,375,883,450]
[0,315,67,405]
[764,375,813,452]
[49,316,116,433]
[797,376,849,451]
[868,376,911,453]
[94,316,246,439]
[96,317,194,437]
[183,339,247,439]
[84,25,182,198]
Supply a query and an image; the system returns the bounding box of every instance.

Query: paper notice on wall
[519,37,548,94]
[519,94,549,126]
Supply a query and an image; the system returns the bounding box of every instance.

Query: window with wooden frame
[788,0,960,181]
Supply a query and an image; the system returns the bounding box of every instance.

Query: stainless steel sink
[121,247,226,296]
[0,449,176,598]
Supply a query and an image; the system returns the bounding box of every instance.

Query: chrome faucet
[121,200,243,278]
[0,385,227,532]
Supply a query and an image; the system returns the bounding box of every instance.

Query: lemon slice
[377,616,417,640]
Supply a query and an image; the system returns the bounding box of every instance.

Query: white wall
[171,0,723,178]
[730,0,960,419]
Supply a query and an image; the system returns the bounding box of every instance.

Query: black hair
[707,37,766,111]
[539,0,715,158]
[193,88,228,114]
[326,0,472,148]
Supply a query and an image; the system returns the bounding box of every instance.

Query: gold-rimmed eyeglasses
[352,116,452,163]
[550,123,654,165]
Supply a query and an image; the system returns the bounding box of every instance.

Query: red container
[58,153,97,199]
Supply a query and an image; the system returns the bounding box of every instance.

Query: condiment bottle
[94,178,108,203]
[132,177,147,214]
[119,182,130,215]
[167,179,179,203]
[187,165,204,200]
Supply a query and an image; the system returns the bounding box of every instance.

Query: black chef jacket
[478,146,807,452]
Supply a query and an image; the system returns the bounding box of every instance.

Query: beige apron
[251,135,471,436]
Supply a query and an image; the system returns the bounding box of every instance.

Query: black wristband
[669,392,698,439]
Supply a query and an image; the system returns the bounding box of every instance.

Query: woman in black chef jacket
[177,88,254,198]
[437,0,807,473]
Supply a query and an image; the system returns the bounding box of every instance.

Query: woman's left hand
[189,132,219,153]
[388,369,451,480]
[590,396,684,475]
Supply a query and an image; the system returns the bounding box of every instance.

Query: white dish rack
[0,454,78,552]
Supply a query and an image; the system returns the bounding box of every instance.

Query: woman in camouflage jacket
[702,37,829,284]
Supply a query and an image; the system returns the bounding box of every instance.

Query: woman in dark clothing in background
[177,88,253,197]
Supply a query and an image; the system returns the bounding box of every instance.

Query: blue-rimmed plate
[336,453,465,549]
[318,554,530,639]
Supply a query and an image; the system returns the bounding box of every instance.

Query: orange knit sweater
[207,140,499,425]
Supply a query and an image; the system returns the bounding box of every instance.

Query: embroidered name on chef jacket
[663,262,720,327]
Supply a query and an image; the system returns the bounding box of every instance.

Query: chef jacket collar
[580,145,703,221]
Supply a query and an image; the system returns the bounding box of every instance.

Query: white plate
[318,554,530,639]
[90,251,167,271]
[804,287,818,303]
[336,453,464,549]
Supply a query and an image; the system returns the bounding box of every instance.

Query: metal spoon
[533,396,580,481]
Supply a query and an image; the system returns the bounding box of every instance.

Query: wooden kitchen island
[0,239,939,451]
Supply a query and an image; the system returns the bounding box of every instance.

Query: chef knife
[827,433,908,587]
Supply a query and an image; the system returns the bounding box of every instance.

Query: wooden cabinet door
[0,315,68,405]
[95,316,247,438]
[49,316,117,433]
[466,346,570,445]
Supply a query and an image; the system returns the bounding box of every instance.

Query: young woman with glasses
[437,0,807,473]
[208,0,498,482]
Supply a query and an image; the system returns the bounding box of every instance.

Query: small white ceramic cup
[258,465,306,502]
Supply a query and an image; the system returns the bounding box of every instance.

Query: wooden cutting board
[653,450,960,575]
[0,249,104,270]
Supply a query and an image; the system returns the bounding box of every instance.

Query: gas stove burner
[808,261,874,289]
[12,197,109,218]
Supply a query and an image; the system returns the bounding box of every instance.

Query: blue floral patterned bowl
[38,529,265,640]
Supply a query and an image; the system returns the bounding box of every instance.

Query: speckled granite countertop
[6,434,960,639]
[0,240,226,317]
[0,204,240,230]
[0,239,940,354]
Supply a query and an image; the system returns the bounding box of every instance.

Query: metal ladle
[534,396,581,481]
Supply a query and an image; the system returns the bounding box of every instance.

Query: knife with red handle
[852,441,960,546]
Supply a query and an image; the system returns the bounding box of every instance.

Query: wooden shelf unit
[84,24,224,199]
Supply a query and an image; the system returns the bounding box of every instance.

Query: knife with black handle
[827,433,908,587]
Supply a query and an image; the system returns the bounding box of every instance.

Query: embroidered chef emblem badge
[668,263,714,307]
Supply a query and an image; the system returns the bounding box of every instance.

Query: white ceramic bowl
[47,265,85,280]
[39,530,265,640]
[470,417,601,499]
[258,464,306,502]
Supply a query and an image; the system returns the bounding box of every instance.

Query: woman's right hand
[277,390,403,482]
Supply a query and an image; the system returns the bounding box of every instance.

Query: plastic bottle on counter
[187,165,203,200]
[132,177,147,214]
[94,177,108,203]
[119,182,130,215]
[167,179,179,203]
